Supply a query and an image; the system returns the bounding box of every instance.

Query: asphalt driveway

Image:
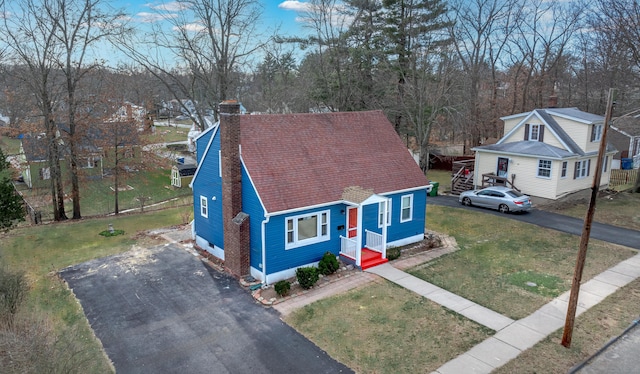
[428,195,640,250]
[60,244,352,374]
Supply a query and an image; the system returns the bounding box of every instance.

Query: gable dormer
[523,123,545,142]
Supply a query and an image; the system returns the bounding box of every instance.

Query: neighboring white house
[472,107,617,201]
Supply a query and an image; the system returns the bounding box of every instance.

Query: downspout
[261,215,270,284]
[382,197,389,258]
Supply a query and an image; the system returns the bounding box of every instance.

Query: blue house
[191,101,429,284]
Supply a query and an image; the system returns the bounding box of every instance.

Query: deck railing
[340,236,357,259]
[364,230,384,253]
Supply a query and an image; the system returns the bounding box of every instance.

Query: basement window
[285,210,330,249]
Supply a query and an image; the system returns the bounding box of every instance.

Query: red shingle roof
[239,110,428,213]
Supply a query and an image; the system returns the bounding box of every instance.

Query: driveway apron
[60,244,352,374]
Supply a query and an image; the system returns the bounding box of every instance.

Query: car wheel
[462,197,472,206]
[498,204,509,213]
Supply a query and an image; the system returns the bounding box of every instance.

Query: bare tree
[449,0,523,149]
[1,0,68,221]
[47,0,126,219]
[117,0,265,129]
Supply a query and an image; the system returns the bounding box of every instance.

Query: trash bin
[428,181,439,196]
[621,158,632,170]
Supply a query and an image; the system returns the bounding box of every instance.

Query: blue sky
[120,0,311,39]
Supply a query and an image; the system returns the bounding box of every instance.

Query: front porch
[339,230,389,270]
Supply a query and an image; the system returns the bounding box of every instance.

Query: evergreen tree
[0,148,25,230]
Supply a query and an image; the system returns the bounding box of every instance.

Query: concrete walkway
[431,252,640,374]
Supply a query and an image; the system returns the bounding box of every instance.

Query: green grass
[426,169,451,194]
[0,207,191,373]
[286,281,493,373]
[145,126,191,144]
[21,168,192,218]
[415,206,636,319]
[0,135,22,155]
[495,278,640,373]
[538,190,640,231]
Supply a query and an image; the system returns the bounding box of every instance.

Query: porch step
[360,248,388,270]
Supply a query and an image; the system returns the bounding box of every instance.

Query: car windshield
[506,190,523,198]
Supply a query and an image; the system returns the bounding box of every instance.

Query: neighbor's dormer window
[525,124,544,141]
[591,124,603,142]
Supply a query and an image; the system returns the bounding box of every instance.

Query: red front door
[347,207,358,238]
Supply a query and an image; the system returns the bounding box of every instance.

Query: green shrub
[99,229,125,237]
[387,247,401,261]
[318,252,340,275]
[296,267,319,289]
[274,280,291,297]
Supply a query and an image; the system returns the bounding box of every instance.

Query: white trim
[264,186,430,217]
[387,233,424,249]
[400,194,413,223]
[537,159,552,178]
[189,125,220,188]
[285,210,330,250]
[560,161,568,179]
[378,200,392,228]
[200,195,208,218]
[195,235,224,260]
[253,259,321,285]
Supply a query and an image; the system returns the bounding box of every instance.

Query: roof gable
[498,108,585,156]
[239,111,427,213]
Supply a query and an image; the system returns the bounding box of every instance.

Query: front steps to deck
[360,248,388,270]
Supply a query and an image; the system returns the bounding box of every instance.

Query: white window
[200,195,208,218]
[591,124,603,142]
[400,195,413,223]
[285,210,330,249]
[378,200,391,228]
[84,156,99,168]
[537,159,552,178]
[529,124,541,141]
[561,161,568,178]
[218,150,222,178]
[574,160,589,179]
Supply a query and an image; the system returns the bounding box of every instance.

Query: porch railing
[365,230,383,253]
[340,235,357,259]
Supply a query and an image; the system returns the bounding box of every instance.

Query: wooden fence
[610,169,639,187]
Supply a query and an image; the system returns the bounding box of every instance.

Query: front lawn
[286,281,493,373]
[414,205,636,319]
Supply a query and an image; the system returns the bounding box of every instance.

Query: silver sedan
[459,186,532,213]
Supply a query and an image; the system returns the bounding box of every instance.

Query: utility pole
[561,88,616,347]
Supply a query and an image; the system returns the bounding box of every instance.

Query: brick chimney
[548,95,558,108]
[219,100,250,278]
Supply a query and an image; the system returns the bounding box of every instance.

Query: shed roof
[238,110,428,213]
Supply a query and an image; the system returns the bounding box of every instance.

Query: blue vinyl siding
[192,130,223,248]
[195,127,215,165]
[386,190,427,243]
[264,205,345,275]
[241,167,267,271]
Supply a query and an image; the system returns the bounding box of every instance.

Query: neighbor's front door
[347,207,358,238]
[496,157,509,184]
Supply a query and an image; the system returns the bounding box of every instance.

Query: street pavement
[59,244,352,374]
[428,195,640,250]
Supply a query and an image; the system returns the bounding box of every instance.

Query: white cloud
[278,1,313,12]
[137,12,178,23]
[145,1,191,12]
[174,22,206,32]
